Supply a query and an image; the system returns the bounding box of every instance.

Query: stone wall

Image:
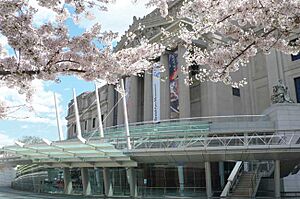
[0,167,16,187]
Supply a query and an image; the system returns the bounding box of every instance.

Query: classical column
[117,89,124,125]
[205,162,212,198]
[126,76,139,123]
[266,49,281,96]
[81,168,91,195]
[160,54,170,120]
[274,160,281,198]
[103,168,113,197]
[127,168,137,198]
[63,168,73,194]
[144,72,153,121]
[178,45,191,118]
[106,85,115,127]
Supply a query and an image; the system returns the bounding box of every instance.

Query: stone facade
[66,1,300,138]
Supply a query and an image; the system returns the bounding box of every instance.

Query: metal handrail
[220,161,243,197]
[102,115,268,130]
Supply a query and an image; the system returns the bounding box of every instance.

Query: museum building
[8,0,300,198]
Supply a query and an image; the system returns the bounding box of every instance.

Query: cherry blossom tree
[175,0,300,86]
[2,0,300,119]
[133,0,300,87]
[0,0,164,117]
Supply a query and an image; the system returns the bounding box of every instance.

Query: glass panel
[111,168,130,196]
[89,168,103,195]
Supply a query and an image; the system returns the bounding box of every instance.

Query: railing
[221,161,275,198]
[220,161,243,197]
[81,115,269,139]
[250,161,275,197]
[104,115,269,130]
[97,129,300,150]
[1,130,300,166]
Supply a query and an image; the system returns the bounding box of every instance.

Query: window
[73,124,76,134]
[291,53,300,61]
[232,87,241,97]
[290,39,300,61]
[92,118,96,128]
[295,77,300,103]
[84,120,88,131]
[190,62,200,77]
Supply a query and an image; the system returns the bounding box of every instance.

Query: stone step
[231,172,257,197]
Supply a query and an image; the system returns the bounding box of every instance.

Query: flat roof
[0,139,136,168]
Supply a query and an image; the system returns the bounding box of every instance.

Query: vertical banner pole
[120,79,132,150]
[54,92,64,141]
[95,84,104,139]
[73,88,83,140]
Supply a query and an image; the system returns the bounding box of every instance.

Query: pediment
[115,0,183,51]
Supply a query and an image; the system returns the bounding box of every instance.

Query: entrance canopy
[0,139,136,168]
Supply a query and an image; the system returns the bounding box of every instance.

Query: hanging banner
[152,63,161,121]
[169,53,180,119]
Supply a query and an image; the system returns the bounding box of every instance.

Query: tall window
[232,87,241,97]
[84,120,88,131]
[92,118,96,128]
[73,124,76,134]
[295,77,300,103]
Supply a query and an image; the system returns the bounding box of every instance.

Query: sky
[0,0,154,146]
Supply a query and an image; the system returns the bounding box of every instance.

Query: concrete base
[126,168,137,198]
[81,168,91,196]
[263,103,300,130]
[103,168,113,197]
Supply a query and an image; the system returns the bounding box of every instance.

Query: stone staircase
[230,171,257,198]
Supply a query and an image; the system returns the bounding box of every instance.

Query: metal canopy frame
[0,139,137,168]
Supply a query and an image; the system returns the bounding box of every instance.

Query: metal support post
[274,160,281,198]
[120,79,131,150]
[205,162,212,198]
[81,168,92,196]
[178,166,184,196]
[95,84,104,139]
[63,168,73,194]
[244,133,249,171]
[54,93,64,141]
[127,168,137,198]
[95,85,113,196]
[219,162,225,188]
[73,88,83,140]
[103,168,113,196]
